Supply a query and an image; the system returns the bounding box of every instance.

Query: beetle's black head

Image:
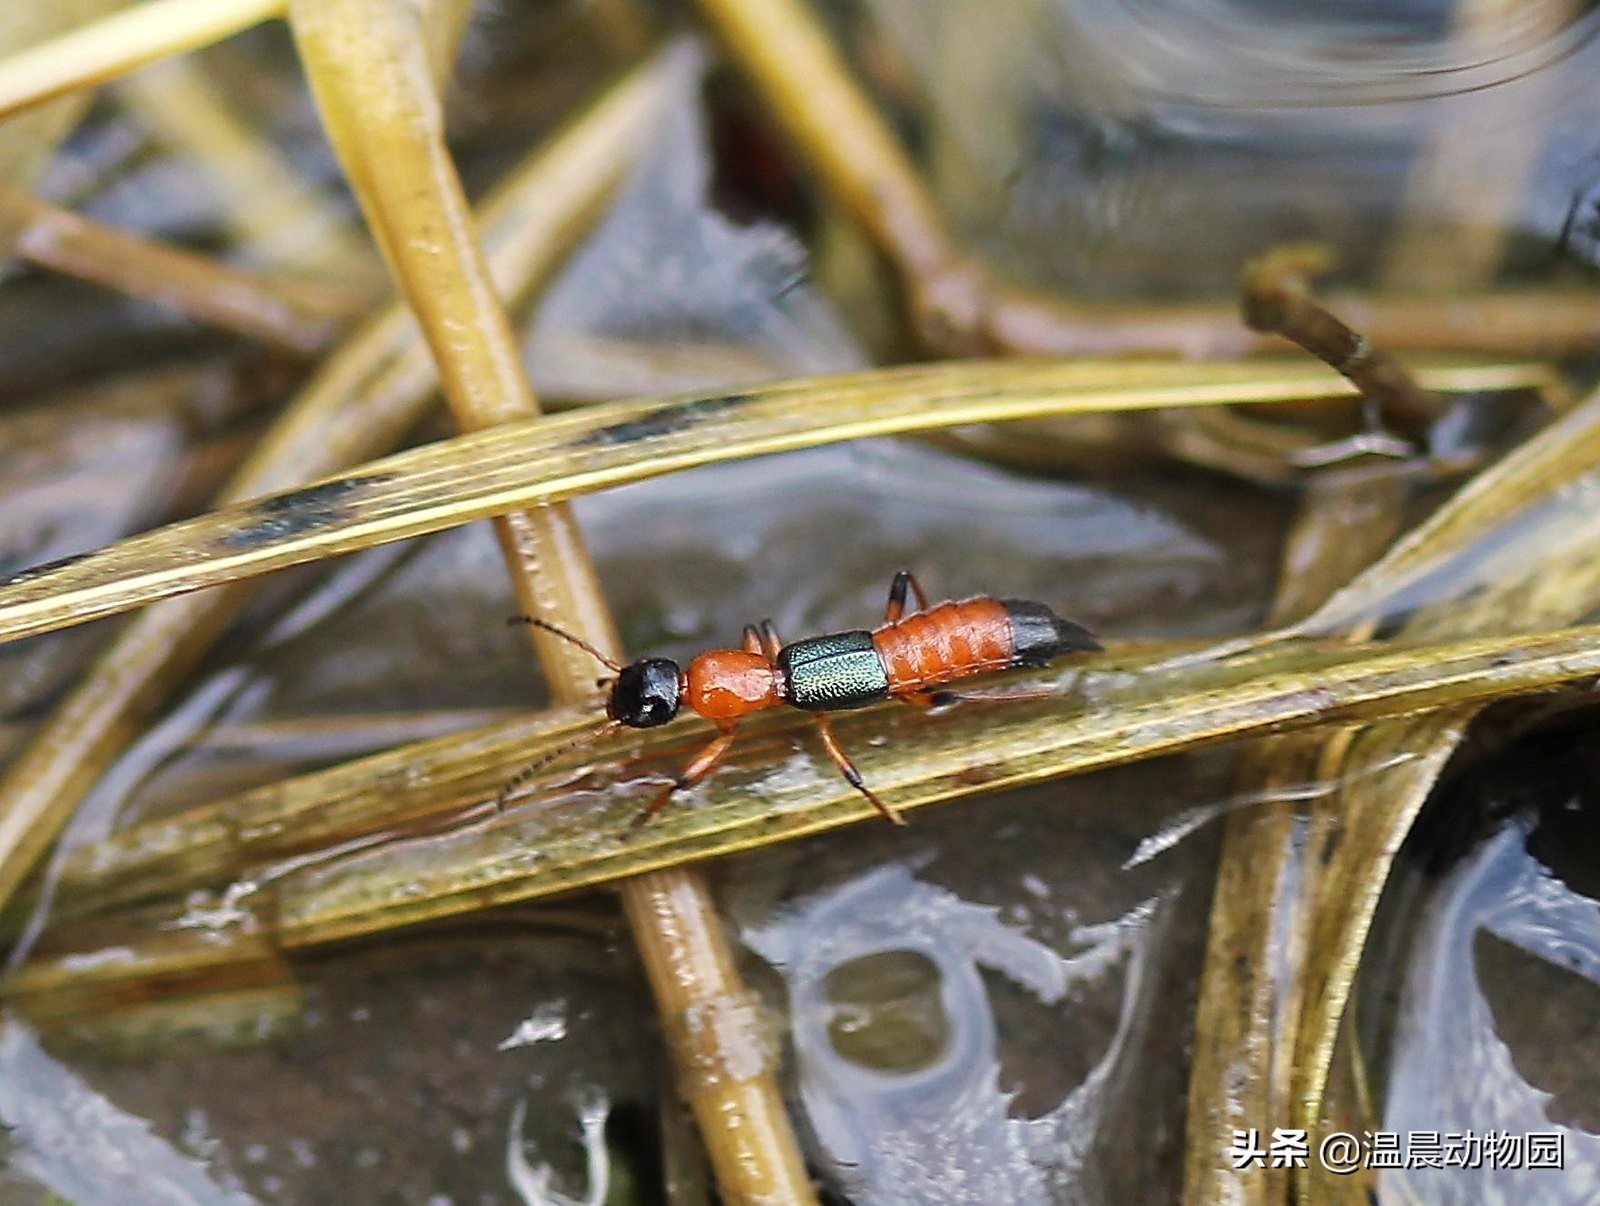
[607,657,682,728]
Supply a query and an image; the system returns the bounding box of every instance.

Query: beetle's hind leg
[813,713,905,825]
[926,684,1059,706]
[884,570,931,623]
[894,684,1058,713]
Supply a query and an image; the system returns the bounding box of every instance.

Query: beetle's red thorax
[685,650,782,720]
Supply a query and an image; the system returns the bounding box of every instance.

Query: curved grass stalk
[0,0,284,121]
[0,56,668,940]
[0,356,1552,648]
[16,621,1600,1017]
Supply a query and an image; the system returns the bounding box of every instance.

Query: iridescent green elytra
[776,629,892,711]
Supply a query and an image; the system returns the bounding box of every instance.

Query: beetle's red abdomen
[685,650,783,720]
[870,598,1015,692]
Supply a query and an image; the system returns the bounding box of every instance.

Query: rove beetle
[509,571,1100,826]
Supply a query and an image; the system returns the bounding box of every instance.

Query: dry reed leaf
[1184,470,1410,1205]
[0,0,283,122]
[8,895,300,1039]
[0,2,126,253]
[1280,383,1600,1179]
[0,356,1551,647]
[24,620,1600,959]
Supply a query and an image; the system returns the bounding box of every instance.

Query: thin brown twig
[1240,243,1444,446]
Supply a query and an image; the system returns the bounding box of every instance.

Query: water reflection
[524,42,866,402]
[863,0,1600,291]
[743,863,1163,1203]
[1379,762,1600,1200]
[0,1014,256,1205]
[506,1091,609,1206]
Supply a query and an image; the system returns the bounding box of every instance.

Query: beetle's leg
[927,684,1058,707]
[884,570,931,623]
[813,713,905,825]
[893,684,1057,713]
[741,624,764,655]
[759,619,783,661]
[631,722,738,828]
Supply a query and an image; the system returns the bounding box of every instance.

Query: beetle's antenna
[509,615,623,672]
[496,719,623,811]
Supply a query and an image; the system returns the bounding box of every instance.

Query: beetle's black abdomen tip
[1054,617,1102,652]
[1001,599,1101,664]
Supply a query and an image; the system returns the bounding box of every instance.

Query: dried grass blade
[50,707,599,921]
[0,0,284,121]
[8,895,299,1038]
[1185,471,1409,1205]
[0,357,1552,648]
[246,624,1600,942]
[22,622,1600,977]
[0,58,666,922]
[1287,382,1600,1166]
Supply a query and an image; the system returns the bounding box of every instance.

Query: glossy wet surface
[5,0,1600,1202]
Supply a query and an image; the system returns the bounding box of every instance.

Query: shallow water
[4,0,1600,1202]
[1,433,1278,1202]
[1360,713,1600,1204]
[865,0,1600,293]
